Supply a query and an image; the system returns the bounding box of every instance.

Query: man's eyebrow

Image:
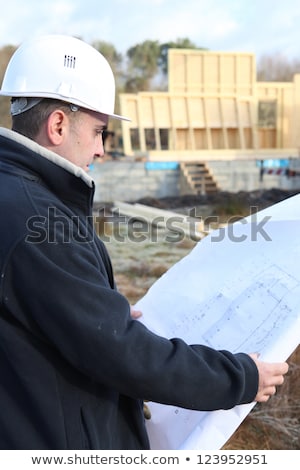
[96,125,108,131]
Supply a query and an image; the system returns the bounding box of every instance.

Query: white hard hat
[0,34,129,121]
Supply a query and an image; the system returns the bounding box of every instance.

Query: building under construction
[93,49,300,202]
[115,50,299,193]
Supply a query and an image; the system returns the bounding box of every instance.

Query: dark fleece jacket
[0,128,258,449]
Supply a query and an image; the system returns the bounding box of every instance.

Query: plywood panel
[152,96,171,127]
[227,128,240,149]
[258,129,277,148]
[238,55,255,95]
[243,128,253,149]
[169,50,255,95]
[222,99,237,126]
[119,95,138,127]
[186,54,204,92]
[169,53,186,93]
[171,97,189,127]
[220,55,236,93]
[203,55,220,93]
[139,96,154,127]
[194,129,208,149]
[206,98,222,127]
[239,101,252,127]
[176,129,191,150]
[211,129,224,149]
[188,97,206,127]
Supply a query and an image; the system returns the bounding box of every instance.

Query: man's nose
[95,137,105,158]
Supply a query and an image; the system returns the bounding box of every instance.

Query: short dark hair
[12,98,76,140]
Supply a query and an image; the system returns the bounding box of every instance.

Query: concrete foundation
[91,158,300,203]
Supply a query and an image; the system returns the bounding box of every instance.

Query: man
[0,35,288,449]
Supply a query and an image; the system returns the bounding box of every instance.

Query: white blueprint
[135,194,300,450]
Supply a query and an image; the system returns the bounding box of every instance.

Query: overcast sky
[0,0,300,60]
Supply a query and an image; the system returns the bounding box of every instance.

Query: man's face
[64,109,109,172]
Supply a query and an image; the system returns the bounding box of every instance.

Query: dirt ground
[94,188,300,449]
[132,187,300,216]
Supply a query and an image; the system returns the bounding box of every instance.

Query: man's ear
[46,110,68,145]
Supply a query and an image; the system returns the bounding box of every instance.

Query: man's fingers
[273,373,285,386]
[130,307,143,319]
[264,368,287,387]
[250,355,289,403]
[271,361,289,375]
[256,385,277,402]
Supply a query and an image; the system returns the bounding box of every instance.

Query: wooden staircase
[180,162,219,195]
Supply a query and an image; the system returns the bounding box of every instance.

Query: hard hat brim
[0,90,131,121]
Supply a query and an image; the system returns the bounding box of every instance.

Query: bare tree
[257,53,300,82]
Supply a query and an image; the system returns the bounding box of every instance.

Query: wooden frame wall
[119,50,300,158]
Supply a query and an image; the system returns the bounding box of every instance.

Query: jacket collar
[0,127,94,187]
[0,127,95,213]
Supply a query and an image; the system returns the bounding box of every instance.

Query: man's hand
[249,353,289,403]
[130,306,142,319]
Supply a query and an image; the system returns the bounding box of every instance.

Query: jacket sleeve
[3,231,258,412]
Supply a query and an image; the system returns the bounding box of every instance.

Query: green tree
[159,38,206,75]
[124,38,207,92]
[125,40,161,92]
